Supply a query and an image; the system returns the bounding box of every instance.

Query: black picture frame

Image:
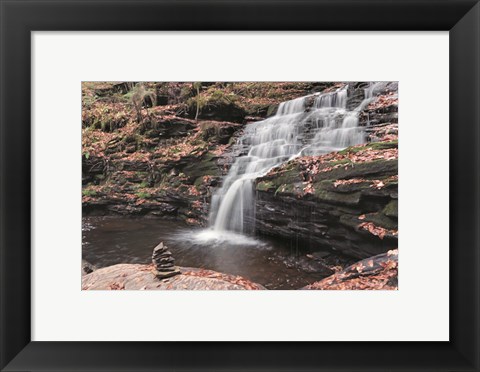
[1,0,479,371]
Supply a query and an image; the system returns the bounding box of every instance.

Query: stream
[82,216,335,289]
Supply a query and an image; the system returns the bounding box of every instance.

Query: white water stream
[205,83,381,236]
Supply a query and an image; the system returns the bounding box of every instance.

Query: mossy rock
[256,181,276,192]
[266,104,278,117]
[313,188,362,206]
[315,159,398,182]
[82,188,97,197]
[326,159,352,166]
[136,181,150,188]
[193,177,205,187]
[369,140,398,150]
[199,121,239,145]
[383,200,398,218]
[338,213,363,229]
[317,179,372,193]
[123,134,141,144]
[338,140,398,155]
[364,212,398,230]
[243,103,271,117]
[182,153,221,181]
[274,183,300,195]
[187,93,247,123]
[135,191,152,199]
[261,163,302,188]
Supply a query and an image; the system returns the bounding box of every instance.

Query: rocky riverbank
[302,249,398,290]
[81,249,398,290]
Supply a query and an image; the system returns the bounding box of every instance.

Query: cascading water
[206,84,378,237]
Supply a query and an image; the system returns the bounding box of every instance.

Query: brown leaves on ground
[320,83,347,93]
[289,140,398,179]
[222,82,336,110]
[210,144,228,156]
[333,178,365,187]
[82,101,131,131]
[368,92,398,111]
[149,104,182,117]
[368,123,398,142]
[82,103,223,164]
[264,140,398,198]
[371,180,385,189]
[358,222,398,240]
[108,282,125,290]
[152,138,206,162]
[186,185,201,196]
[342,147,398,164]
[303,249,398,290]
[185,218,201,226]
[303,182,315,195]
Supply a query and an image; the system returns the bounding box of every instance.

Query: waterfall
[207,84,377,236]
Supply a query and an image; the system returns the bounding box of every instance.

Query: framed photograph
[1,0,479,371]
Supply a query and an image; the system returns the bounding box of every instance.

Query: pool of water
[82,216,330,289]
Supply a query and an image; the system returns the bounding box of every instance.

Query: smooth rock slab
[82,264,266,290]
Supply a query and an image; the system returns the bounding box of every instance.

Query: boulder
[82,264,266,290]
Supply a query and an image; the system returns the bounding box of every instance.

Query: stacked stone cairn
[152,242,180,279]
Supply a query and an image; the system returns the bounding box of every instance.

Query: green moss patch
[383,200,398,218]
[313,188,362,206]
[82,189,98,197]
[338,140,398,155]
[182,152,221,181]
[135,191,152,199]
[256,181,276,192]
[364,212,398,230]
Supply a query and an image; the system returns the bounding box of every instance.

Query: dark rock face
[82,155,105,185]
[82,139,224,224]
[191,102,247,123]
[94,82,133,97]
[199,121,243,145]
[255,188,397,259]
[140,116,197,138]
[254,143,398,259]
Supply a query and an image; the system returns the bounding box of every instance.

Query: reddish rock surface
[82,264,266,290]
